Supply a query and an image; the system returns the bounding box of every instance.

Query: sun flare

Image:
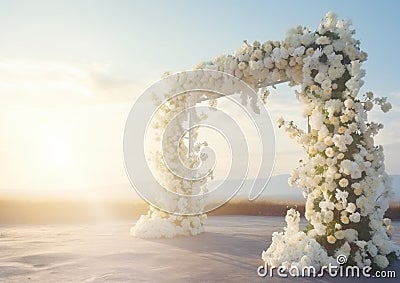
[36,130,73,168]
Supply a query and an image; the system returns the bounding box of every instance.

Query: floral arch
[127,12,399,269]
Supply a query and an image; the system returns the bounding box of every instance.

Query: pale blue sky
[0,0,399,91]
[0,1,399,197]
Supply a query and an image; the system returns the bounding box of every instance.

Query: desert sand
[0,216,399,282]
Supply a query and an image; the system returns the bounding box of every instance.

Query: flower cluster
[261,12,398,269]
[132,70,259,238]
[262,209,337,269]
[133,11,399,269]
[132,90,209,238]
[192,11,398,269]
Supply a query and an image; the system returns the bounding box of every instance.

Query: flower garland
[133,12,399,269]
[131,91,209,238]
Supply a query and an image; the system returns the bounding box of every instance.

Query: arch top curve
[192,11,367,104]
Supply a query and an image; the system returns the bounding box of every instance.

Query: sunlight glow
[36,129,73,168]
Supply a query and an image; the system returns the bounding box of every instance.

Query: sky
[0,0,399,199]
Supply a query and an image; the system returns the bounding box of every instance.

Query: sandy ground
[0,216,399,283]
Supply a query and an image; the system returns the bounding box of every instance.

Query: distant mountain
[1,175,399,203]
[208,174,302,202]
[208,174,400,202]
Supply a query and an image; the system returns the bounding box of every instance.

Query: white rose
[314,72,326,84]
[349,212,360,223]
[343,228,358,242]
[334,230,345,240]
[325,147,335,158]
[238,61,247,70]
[366,91,374,99]
[316,36,331,45]
[373,255,389,269]
[321,79,332,90]
[340,115,349,123]
[364,101,373,111]
[327,235,336,244]
[337,153,344,160]
[381,102,392,113]
[367,241,378,257]
[318,125,329,138]
[339,178,349,188]
[344,99,354,109]
[346,203,356,213]
[326,158,337,167]
[324,136,333,146]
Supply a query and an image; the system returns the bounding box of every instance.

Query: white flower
[381,102,392,113]
[327,235,336,244]
[348,123,357,133]
[340,115,349,123]
[334,230,345,240]
[349,212,360,223]
[328,65,345,80]
[314,141,327,152]
[318,125,329,138]
[319,201,334,211]
[316,36,331,45]
[340,159,362,179]
[339,178,349,187]
[325,99,343,116]
[354,187,362,196]
[366,91,374,99]
[322,210,334,223]
[346,203,356,213]
[367,241,378,257]
[326,158,337,167]
[300,255,311,266]
[337,241,351,257]
[309,111,325,130]
[323,11,338,29]
[336,189,349,206]
[341,215,349,224]
[344,229,358,242]
[332,40,345,52]
[301,32,315,46]
[349,60,362,77]
[345,78,361,93]
[293,46,305,57]
[238,61,247,70]
[314,72,326,84]
[373,255,389,269]
[332,134,353,152]
[325,147,335,158]
[344,99,354,109]
[364,101,373,111]
[324,136,333,146]
[356,194,371,211]
[321,79,332,90]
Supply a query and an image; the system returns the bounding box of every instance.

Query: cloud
[0,60,149,109]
